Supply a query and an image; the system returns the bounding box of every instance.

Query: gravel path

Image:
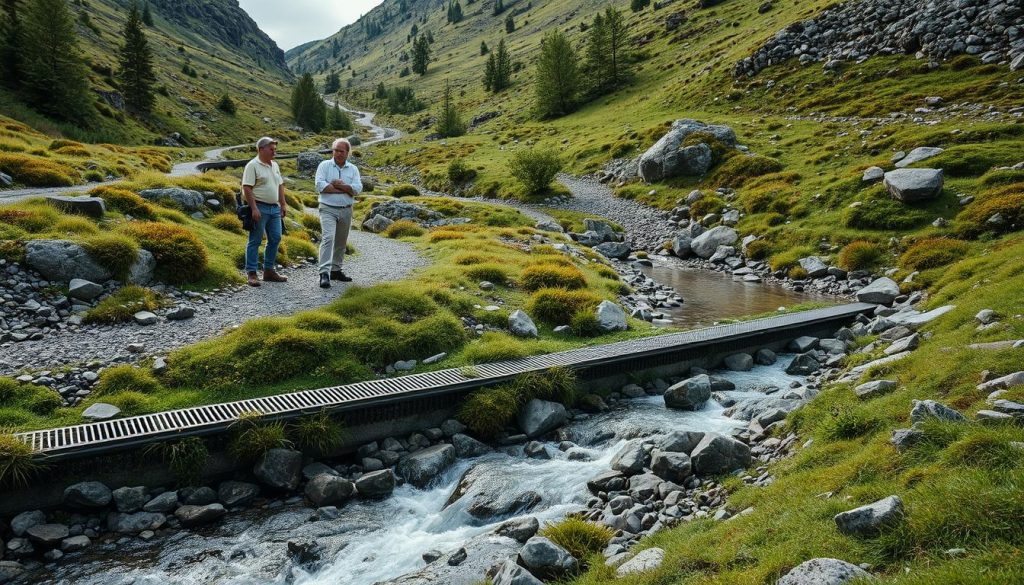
[0,231,424,374]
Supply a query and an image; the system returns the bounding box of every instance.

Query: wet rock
[690,433,751,476]
[517,399,567,438]
[10,511,46,537]
[723,353,753,371]
[524,441,550,459]
[785,353,820,375]
[398,444,456,488]
[650,449,692,483]
[63,482,112,508]
[287,538,324,567]
[518,536,578,579]
[422,550,443,564]
[496,516,540,543]
[447,547,468,566]
[174,504,226,527]
[611,440,651,475]
[0,561,26,582]
[26,524,69,547]
[305,475,356,507]
[112,486,149,513]
[778,558,872,585]
[355,469,396,498]
[452,433,493,458]
[60,535,91,552]
[664,374,712,410]
[181,486,217,505]
[143,491,179,513]
[469,490,542,520]
[106,512,166,534]
[587,470,628,494]
[657,431,705,454]
[834,495,904,535]
[579,394,609,413]
[218,481,261,507]
[254,449,304,491]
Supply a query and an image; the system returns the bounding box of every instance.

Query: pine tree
[630,0,650,12]
[290,73,326,132]
[0,0,24,88]
[375,81,386,100]
[118,2,157,116]
[483,53,495,91]
[411,34,430,75]
[585,7,632,97]
[20,0,94,123]
[435,79,465,138]
[216,93,236,115]
[141,1,153,26]
[534,30,578,119]
[492,38,511,91]
[328,102,352,131]
[480,40,488,55]
[323,71,340,94]
[493,0,504,16]
[504,13,514,33]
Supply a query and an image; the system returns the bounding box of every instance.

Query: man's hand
[280,205,287,218]
[251,205,261,221]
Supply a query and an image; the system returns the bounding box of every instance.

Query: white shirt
[315,159,363,207]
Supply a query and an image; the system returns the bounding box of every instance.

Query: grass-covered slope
[0,0,292,145]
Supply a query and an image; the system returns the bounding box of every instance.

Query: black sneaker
[330,270,353,282]
[319,273,331,288]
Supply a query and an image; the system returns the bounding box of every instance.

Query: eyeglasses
[333,149,348,152]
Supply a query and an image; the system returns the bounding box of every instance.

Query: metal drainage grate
[15,303,873,459]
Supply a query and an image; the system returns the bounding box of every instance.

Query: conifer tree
[375,81,386,100]
[118,2,157,116]
[483,53,495,91]
[141,1,153,26]
[435,79,465,138]
[0,0,23,88]
[20,0,94,123]
[493,0,504,16]
[290,73,326,132]
[492,38,511,91]
[411,34,430,75]
[505,13,514,33]
[480,40,488,55]
[328,102,352,131]
[323,71,340,94]
[584,7,632,96]
[533,30,578,119]
[216,94,236,115]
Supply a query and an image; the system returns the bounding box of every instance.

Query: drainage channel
[15,303,874,461]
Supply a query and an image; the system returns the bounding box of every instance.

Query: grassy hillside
[0,0,293,145]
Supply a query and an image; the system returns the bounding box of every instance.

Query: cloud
[238,0,385,51]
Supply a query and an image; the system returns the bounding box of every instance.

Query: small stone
[133,311,158,325]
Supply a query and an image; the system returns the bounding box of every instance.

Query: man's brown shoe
[262,269,288,283]
[247,271,261,287]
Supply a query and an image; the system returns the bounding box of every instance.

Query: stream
[41,360,803,585]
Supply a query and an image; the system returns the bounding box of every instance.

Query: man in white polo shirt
[241,136,288,287]
[314,137,362,289]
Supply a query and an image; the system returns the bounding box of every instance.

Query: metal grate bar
[14,303,872,459]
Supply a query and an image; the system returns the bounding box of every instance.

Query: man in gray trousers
[314,137,363,288]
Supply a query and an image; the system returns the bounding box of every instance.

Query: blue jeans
[245,202,282,272]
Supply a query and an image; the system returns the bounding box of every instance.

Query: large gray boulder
[893,147,944,168]
[68,278,103,301]
[610,440,651,475]
[63,482,112,508]
[639,119,736,182]
[127,249,156,285]
[650,449,692,483]
[724,353,753,371]
[798,256,829,278]
[583,219,617,242]
[25,523,69,547]
[296,151,324,174]
[518,536,578,579]
[174,503,226,527]
[671,233,693,258]
[664,374,712,410]
[138,188,205,211]
[253,449,304,491]
[496,517,540,543]
[690,433,751,476]
[856,277,900,304]
[112,486,149,513]
[354,469,395,498]
[451,433,493,458]
[10,511,46,537]
[690,226,738,259]
[26,240,112,283]
[594,241,631,259]
[834,495,904,535]
[362,214,394,233]
[305,474,356,507]
[883,169,943,202]
[508,310,539,338]
[616,547,665,577]
[595,300,628,332]
[398,444,456,488]
[657,431,705,454]
[218,481,260,507]
[493,558,544,585]
[910,400,966,424]
[517,399,567,438]
[785,353,820,375]
[46,195,105,218]
[777,558,873,585]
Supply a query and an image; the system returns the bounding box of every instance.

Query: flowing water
[638,260,831,329]
[44,361,804,585]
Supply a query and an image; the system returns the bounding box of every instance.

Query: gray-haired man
[314,138,363,289]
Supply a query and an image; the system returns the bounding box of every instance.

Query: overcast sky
[238,0,385,51]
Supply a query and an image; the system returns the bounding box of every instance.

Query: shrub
[229,412,292,460]
[457,385,520,438]
[282,235,318,260]
[210,213,245,234]
[146,437,209,486]
[788,266,809,280]
[950,55,979,70]
[508,148,563,195]
[216,94,237,115]
[0,205,59,232]
[745,240,772,260]
[689,196,726,219]
[594,265,619,280]
[0,433,43,487]
[512,367,577,405]
[844,198,930,230]
[448,158,477,184]
[541,517,613,568]
[94,365,163,396]
[838,241,885,271]
[0,152,80,186]
[52,216,98,236]
[944,430,1020,470]
[120,222,209,283]
[526,288,602,325]
[769,246,816,272]
[900,238,970,270]
[383,219,425,238]
[83,234,140,278]
[54,145,89,157]
[48,139,83,150]
[707,155,783,188]
[300,213,322,234]
[462,331,531,364]
[821,408,880,440]
[239,328,328,384]
[0,379,62,415]
[465,263,509,284]
[102,391,153,415]
[291,411,347,455]
[429,229,465,242]
[570,309,603,337]
[954,191,1024,237]
[520,264,587,291]
[390,183,421,198]
[84,285,162,324]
